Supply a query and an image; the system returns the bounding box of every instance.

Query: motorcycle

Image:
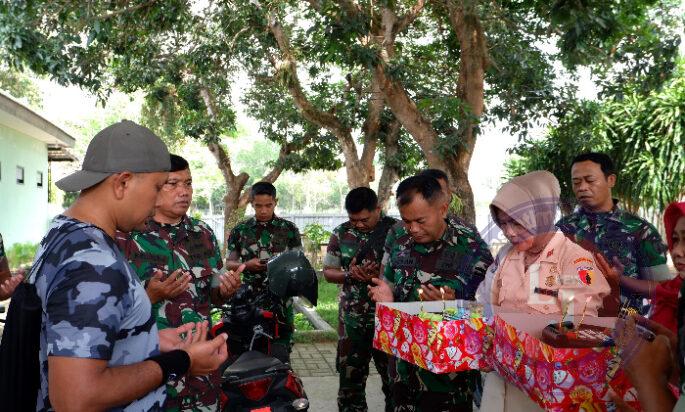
[211,250,318,412]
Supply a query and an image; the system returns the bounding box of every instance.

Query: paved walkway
[291,342,385,411]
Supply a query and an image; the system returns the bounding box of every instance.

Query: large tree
[1,0,680,225]
[0,0,341,232]
[506,0,682,214]
[218,0,679,222]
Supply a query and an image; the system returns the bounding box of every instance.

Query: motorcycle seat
[223,350,285,378]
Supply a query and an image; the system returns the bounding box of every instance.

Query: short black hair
[250,181,277,200]
[396,175,444,207]
[345,187,378,213]
[169,154,190,172]
[571,152,616,177]
[419,169,449,184]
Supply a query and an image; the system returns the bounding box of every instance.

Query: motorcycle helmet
[267,250,318,306]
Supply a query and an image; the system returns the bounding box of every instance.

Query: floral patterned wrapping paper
[372,300,494,374]
[492,313,641,412]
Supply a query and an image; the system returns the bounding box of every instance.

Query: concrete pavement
[292,342,386,411]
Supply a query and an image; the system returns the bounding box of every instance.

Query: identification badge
[545,275,556,287]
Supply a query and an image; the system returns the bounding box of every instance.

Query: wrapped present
[372,300,493,374]
[492,312,640,411]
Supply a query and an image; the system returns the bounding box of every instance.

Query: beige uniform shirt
[488,231,610,316]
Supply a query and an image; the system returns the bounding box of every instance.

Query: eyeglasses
[162,180,193,191]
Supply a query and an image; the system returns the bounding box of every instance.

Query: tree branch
[93,0,158,21]
[199,87,242,185]
[395,0,426,34]
[334,0,363,18]
[374,64,442,166]
[267,15,372,186]
[377,119,402,210]
[267,18,351,141]
[359,71,384,178]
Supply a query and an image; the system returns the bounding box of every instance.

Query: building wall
[0,123,49,248]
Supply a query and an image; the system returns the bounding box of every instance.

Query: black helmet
[267,250,318,306]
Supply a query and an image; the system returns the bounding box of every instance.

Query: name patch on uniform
[435,250,462,272]
[132,251,167,267]
[187,233,214,259]
[577,266,594,285]
[393,255,417,270]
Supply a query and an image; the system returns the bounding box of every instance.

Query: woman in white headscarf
[477,171,611,411]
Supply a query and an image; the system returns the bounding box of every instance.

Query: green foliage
[6,242,38,269]
[600,73,685,211]
[314,278,340,331]
[508,60,685,214]
[506,100,607,212]
[302,223,331,270]
[293,279,340,342]
[303,223,331,247]
[61,191,78,208]
[293,313,314,331]
[0,65,42,107]
[0,0,680,213]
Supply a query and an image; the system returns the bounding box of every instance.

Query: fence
[203,212,507,251]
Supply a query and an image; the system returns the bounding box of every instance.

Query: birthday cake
[541,321,615,348]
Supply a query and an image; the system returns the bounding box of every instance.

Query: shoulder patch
[573,257,593,265]
[576,266,594,285]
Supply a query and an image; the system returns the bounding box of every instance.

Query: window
[16,166,24,184]
[37,171,43,188]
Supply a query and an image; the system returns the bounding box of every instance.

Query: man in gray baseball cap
[56,119,171,192]
[31,120,229,411]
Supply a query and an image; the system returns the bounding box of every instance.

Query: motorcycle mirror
[267,250,318,306]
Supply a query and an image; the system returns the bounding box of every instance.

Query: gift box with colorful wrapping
[492,312,641,411]
[372,300,493,374]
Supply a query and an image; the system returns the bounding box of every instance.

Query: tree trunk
[377,120,402,210]
[201,86,292,250]
[222,187,247,242]
[268,17,376,189]
[206,141,249,253]
[443,0,489,224]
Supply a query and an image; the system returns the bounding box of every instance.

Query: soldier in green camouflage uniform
[323,187,397,412]
[370,175,493,412]
[556,153,669,314]
[226,182,302,358]
[117,155,239,411]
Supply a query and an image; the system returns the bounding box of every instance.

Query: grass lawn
[293,278,340,343]
[314,278,340,331]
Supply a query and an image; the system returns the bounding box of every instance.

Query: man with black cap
[32,120,229,411]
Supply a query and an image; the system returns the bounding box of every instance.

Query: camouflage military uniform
[556,202,669,313]
[324,216,397,412]
[381,218,493,412]
[34,215,165,412]
[117,216,223,412]
[226,216,302,351]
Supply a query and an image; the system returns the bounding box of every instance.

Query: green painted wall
[0,123,49,248]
